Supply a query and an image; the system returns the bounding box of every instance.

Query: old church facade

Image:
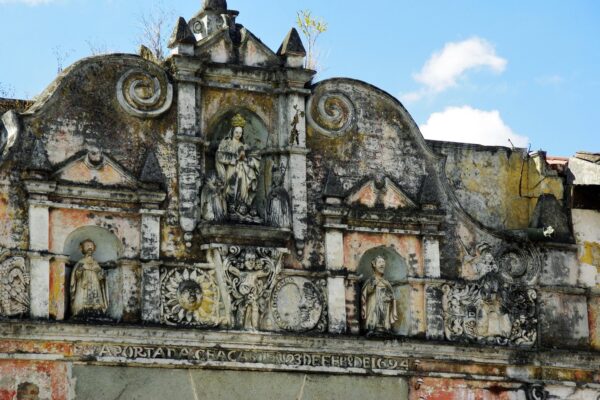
[0,1,599,399]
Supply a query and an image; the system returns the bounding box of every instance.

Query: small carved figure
[70,239,108,319]
[216,114,261,217]
[266,164,292,229]
[228,251,271,330]
[361,256,397,334]
[199,171,226,222]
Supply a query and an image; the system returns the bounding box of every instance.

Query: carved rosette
[160,267,222,327]
[496,244,541,286]
[116,68,173,118]
[307,86,356,137]
[221,246,282,331]
[0,255,29,317]
[270,276,327,332]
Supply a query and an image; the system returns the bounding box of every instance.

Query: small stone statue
[70,239,108,319]
[361,255,397,334]
[199,171,226,222]
[216,114,261,218]
[266,164,292,229]
[228,252,270,330]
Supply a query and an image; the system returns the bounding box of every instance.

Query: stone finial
[277,28,306,57]
[168,17,196,49]
[202,0,228,12]
[140,150,166,186]
[26,138,52,172]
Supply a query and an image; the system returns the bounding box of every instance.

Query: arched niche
[205,108,276,219]
[357,246,410,335]
[63,226,122,263]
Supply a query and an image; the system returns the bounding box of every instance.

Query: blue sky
[1,0,599,156]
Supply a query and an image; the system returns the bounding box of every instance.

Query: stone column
[423,236,441,278]
[29,204,49,252]
[325,229,347,334]
[141,261,161,324]
[29,253,50,319]
[287,94,309,248]
[49,255,69,320]
[175,67,201,247]
[120,259,141,323]
[141,211,161,261]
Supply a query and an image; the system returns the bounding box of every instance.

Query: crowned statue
[216,114,262,220]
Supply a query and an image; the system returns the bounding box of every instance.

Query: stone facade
[0,1,599,399]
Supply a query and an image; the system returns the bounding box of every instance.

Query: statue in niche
[199,171,226,222]
[70,239,108,319]
[361,255,398,334]
[266,164,292,229]
[216,114,261,220]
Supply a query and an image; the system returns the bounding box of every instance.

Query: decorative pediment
[346,177,417,210]
[53,151,138,188]
[195,27,280,67]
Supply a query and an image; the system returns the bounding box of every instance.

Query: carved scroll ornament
[116,68,173,118]
[307,87,356,137]
[271,276,327,332]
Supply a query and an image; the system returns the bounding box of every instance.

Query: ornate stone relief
[271,276,327,332]
[160,267,222,327]
[361,255,398,335]
[221,246,282,331]
[0,251,29,317]
[307,90,356,137]
[70,239,109,320]
[116,68,173,118]
[442,242,539,347]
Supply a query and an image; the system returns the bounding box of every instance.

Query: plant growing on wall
[296,9,328,71]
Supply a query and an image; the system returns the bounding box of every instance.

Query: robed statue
[216,114,261,217]
[70,239,108,318]
[266,164,292,228]
[361,255,397,334]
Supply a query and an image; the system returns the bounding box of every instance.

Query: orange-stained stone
[49,257,68,320]
[0,360,70,400]
[409,377,517,400]
[343,232,423,276]
[590,296,600,350]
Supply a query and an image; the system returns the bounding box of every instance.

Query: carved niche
[199,111,292,229]
[442,243,540,346]
[270,276,327,332]
[221,246,282,331]
[160,267,222,327]
[0,251,29,318]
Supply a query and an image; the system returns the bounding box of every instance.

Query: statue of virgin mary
[216,114,261,216]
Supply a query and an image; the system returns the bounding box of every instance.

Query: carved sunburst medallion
[160,268,221,327]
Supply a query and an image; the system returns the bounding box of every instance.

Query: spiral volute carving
[307,89,356,137]
[116,68,173,118]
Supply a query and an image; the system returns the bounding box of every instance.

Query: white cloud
[402,37,507,103]
[420,106,529,148]
[0,0,56,4]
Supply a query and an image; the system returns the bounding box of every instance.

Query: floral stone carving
[160,267,222,327]
[271,276,327,332]
[222,246,282,331]
[442,243,538,346]
[0,252,29,317]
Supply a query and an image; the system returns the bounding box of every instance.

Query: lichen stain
[409,377,516,400]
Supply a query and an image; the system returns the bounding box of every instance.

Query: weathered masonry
[0,1,599,399]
